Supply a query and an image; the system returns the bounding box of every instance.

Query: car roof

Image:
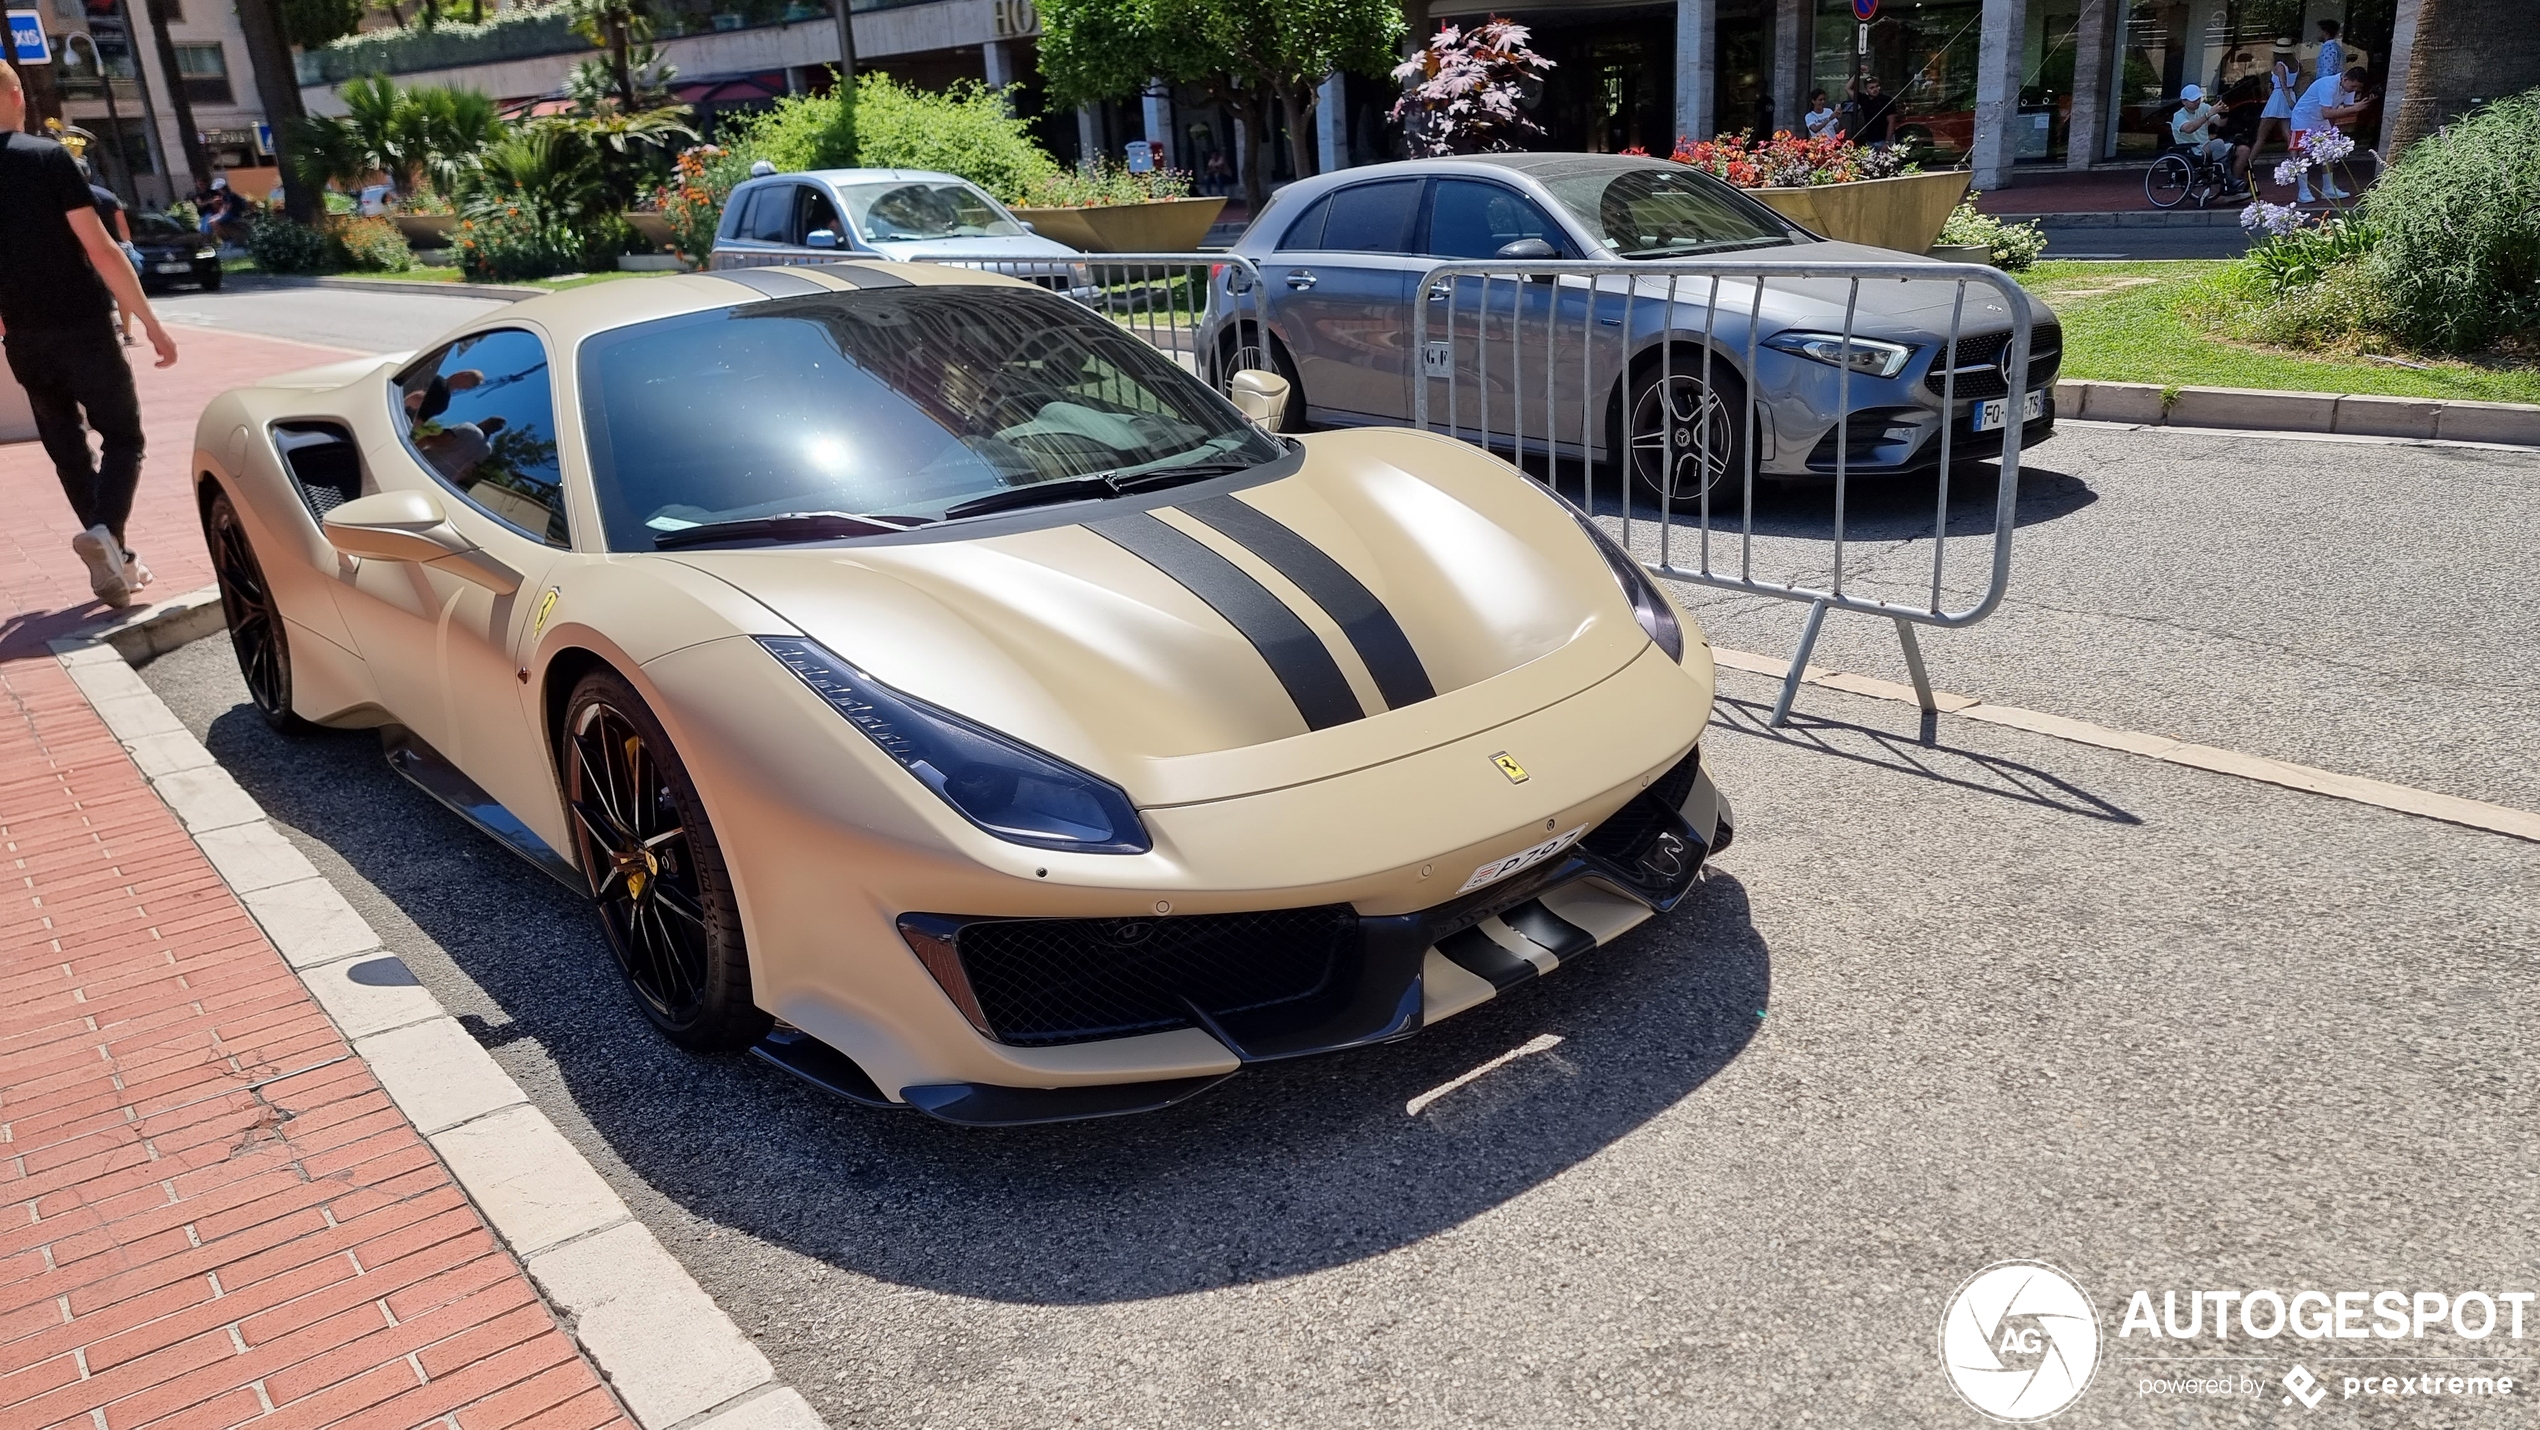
[444,262,1047,345]
[759,169,979,186]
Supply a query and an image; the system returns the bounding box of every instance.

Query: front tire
[1621,360,1749,510]
[204,488,301,732]
[561,670,768,1051]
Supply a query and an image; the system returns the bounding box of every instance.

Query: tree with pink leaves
[1390,20,1555,157]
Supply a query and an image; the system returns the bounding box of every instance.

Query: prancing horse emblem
[1492,752,1528,784]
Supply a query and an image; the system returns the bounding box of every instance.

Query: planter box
[1928,242,1992,264]
[623,212,674,250]
[391,214,456,248]
[1748,170,1973,256]
[1006,197,1227,254]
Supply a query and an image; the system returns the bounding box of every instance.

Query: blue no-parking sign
[1850,0,1877,17]
[7,10,49,63]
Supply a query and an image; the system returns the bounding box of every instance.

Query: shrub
[327,215,414,272]
[453,199,583,281]
[847,73,1056,205]
[2244,215,2378,295]
[2227,259,2395,351]
[2358,87,2540,353]
[1392,20,1554,156]
[650,143,750,264]
[246,215,339,274]
[1018,160,1193,207]
[1671,131,1916,187]
[1937,200,2048,270]
[725,81,856,172]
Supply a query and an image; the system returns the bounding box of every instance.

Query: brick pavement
[0,326,359,660]
[0,656,633,1430]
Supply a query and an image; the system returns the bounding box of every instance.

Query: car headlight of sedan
[1561,506,1684,662]
[1764,330,1914,379]
[758,636,1150,854]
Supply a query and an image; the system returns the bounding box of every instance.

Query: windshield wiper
[652,510,906,551]
[939,459,1262,522]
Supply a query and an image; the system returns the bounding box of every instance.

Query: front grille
[1582,749,1702,864]
[955,906,1356,1047]
[1922,325,2062,402]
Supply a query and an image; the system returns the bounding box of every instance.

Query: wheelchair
[2145,141,2247,209]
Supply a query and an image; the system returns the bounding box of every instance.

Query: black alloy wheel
[205,488,301,731]
[1624,363,1748,509]
[561,669,768,1050]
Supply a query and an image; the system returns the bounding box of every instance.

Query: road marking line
[1712,646,2540,845]
[2060,416,2540,455]
[1406,1034,1564,1117]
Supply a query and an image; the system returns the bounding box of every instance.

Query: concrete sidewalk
[0,655,631,1430]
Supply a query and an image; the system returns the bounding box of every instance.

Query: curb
[232,273,548,302]
[45,621,829,1430]
[1999,209,2252,227]
[2052,378,2540,448]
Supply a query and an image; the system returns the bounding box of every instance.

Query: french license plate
[1459,827,1583,894]
[1972,389,2048,433]
[153,262,192,274]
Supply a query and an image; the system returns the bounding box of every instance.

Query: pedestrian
[1850,74,1898,147]
[80,162,143,347]
[2255,44,2297,157]
[1803,88,1839,139]
[2288,66,2369,202]
[2169,83,2251,196]
[0,63,178,610]
[2311,19,2345,89]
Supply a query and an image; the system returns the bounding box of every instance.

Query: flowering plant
[1669,131,1917,188]
[1019,161,1195,208]
[1391,20,1555,157]
[650,144,748,265]
[2243,129,2361,235]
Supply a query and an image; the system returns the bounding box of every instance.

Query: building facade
[39,0,272,207]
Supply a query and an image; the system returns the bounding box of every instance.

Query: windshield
[837,181,1025,242]
[578,285,1285,550]
[1539,166,1800,259]
[133,214,195,243]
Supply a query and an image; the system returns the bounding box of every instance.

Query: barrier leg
[1769,599,1830,728]
[1893,617,1936,713]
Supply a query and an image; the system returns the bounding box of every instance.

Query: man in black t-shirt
[1849,74,1899,147]
[0,64,178,609]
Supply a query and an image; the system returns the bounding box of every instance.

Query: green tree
[279,0,362,46]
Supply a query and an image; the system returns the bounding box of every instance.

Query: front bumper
[753,747,1733,1126]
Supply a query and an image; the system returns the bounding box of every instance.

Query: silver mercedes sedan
[1197,153,2061,502]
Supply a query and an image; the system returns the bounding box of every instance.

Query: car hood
[867,234,1082,260]
[664,428,1663,807]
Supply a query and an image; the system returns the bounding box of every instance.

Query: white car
[708,167,1081,269]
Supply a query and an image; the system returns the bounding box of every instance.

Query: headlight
[195,248,218,259]
[1764,330,1914,379]
[758,636,1150,854]
[1561,506,1684,662]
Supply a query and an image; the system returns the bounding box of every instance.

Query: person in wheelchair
[2169,84,2253,198]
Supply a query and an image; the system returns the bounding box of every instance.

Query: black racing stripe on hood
[1087,512,1365,731]
[1176,494,1436,710]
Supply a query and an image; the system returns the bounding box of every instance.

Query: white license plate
[153,262,192,274]
[1972,389,2048,432]
[1458,827,1583,894]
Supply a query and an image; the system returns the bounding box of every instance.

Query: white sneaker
[2297,185,2315,203]
[123,551,153,597]
[70,525,130,608]
[2323,183,2349,199]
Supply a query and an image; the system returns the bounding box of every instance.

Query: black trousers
[6,322,144,542]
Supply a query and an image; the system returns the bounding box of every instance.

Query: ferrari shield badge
[1491,752,1529,784]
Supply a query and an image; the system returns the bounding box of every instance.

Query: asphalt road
[145,401,2539,1426]
[2032,223,2256,261]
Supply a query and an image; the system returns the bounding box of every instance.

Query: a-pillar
[2063,0,2116,168]
[1317,72,1346,172]
[1967,0,2027,190]
[1772,0,1808,133]
[1674,0,1715,146]
[1142,81,1175,169]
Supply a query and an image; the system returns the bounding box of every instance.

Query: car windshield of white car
[837,182,1023,241]
[577,285,1285,551]
[1539,168,1798,259]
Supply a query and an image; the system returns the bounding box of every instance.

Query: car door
[1268,178,1426,425]
[336,328,570,832]
[1415,178,1587,457]
[711,182,804,269]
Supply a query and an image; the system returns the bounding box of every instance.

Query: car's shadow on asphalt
[188,667,1769,1306]
[1538,456,2099,540]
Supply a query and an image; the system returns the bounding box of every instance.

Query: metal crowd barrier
[1412,258,2041,725]
[896,251,1267,393]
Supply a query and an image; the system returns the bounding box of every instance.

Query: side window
[1424,179,1569,259]
[743,185,795,243]
[1275,195,1331,251]
[393,329,570,547]
[1320,180,1421,254]
[718,185,757,241]
[797,185,842,241]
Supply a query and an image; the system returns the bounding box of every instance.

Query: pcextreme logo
[1940,1261,2103,1422]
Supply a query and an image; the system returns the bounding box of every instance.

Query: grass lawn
[356,265,658,292]
[2018,260,2540,405]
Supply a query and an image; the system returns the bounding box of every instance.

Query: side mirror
[323,489,520,593]
[1495,238,1559,261]
[1229,369,1291,430]
[1020,220,1037,234]
[805,228,840,249]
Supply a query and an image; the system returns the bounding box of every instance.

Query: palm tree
[231,0,316,219]
[2385,0,2540,153]
[140,0,210,194]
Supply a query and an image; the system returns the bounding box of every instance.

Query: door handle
[1427,283,1452,301]
[1284,270,1317,290]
